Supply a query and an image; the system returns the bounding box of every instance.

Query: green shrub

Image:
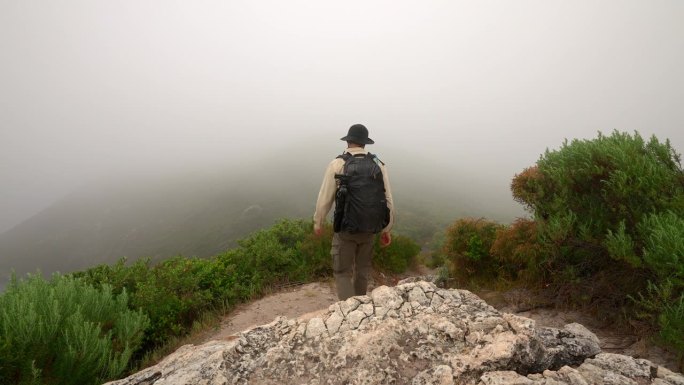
[131,257,218,346]
[443,218,503,283]
[0,274,148,385]
[299,223,334,277]
[373,234,421,273]
[604,221,640,268]
[638,211,684,282]
[76,256,219,347]
[512,131,684,277]
[659,295,684,354]
[631,280,684,354]
[214,219,331,295]
[513,131,683,265]
[510,130,684,354]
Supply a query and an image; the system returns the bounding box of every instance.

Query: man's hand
[314,226,323,237]
[380,232,392,247]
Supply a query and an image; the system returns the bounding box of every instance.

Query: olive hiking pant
[331,231,375,301]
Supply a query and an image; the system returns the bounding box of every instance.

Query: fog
[1,0,683,234]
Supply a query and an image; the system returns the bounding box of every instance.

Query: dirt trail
[205,280,338,341]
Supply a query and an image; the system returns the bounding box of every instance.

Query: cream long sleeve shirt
[313,147,394,233]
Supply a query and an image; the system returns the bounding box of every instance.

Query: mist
[1,2,683,236]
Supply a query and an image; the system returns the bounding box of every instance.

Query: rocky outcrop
[106,282,684,385]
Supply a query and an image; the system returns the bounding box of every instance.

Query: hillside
[0,168,313,287]
[0,148,523,287]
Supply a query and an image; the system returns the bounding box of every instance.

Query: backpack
[333,152,390,234]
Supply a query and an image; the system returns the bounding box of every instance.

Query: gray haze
[1,0,683,233]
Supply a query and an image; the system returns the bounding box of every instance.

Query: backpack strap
[336,152,352,175]
[336,151,385,175]
[366,152,385,166]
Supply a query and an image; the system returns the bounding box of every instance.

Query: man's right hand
[314,226,322,237]
[380,232,392,247]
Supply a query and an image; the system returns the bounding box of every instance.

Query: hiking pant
[331,231,375,301]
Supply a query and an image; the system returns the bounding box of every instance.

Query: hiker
[313,124,395,301]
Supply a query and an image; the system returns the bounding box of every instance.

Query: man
[314,124,394,300]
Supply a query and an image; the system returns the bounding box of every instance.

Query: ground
[201,268,681,372]
[206,280,338,340]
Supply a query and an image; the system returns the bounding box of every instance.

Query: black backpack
[333,152,390,234]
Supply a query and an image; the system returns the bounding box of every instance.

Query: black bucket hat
[340,124,374,145]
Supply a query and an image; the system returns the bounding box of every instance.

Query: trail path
[205,281,338,341]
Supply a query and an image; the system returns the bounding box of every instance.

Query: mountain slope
[0,147,523,286]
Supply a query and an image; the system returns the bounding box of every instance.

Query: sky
[1,0,683,233]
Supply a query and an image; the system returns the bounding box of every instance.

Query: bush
[659,295,684,354]
[443,218,503,283]
[513,131,683,267]
[0,274,148,385]
[490,218,547,282]
[75,257,219,348]
[373,234,421,273]
[638,211,684,282]
[299,223,334,277]
[511,131,684,277]
[510,130,684,354]
[130,257,219,346]
[213,219,332,298]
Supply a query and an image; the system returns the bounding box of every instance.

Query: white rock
[409,286,431,306]
[412,365,455,385]
[325,310,344,335]
[356,294,372,303]
[583,353,653,381]
[305,317,327,338]
[503,313,535,336]
[371,285,404,310]
[431,319,464,340]
[360,303,374,317]
[479,371,533,385]
[399,301,414,318]
[346,309,366,330]
[430,293,445,309]
[663,373,684,385]
[564,323,601,347]
[375,306,389,319]
[578,362,638,385]
[340,297,360,316]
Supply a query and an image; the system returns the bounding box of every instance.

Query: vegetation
[515,131,684,351]
[441,130,684,359]
[442,218,503,285]
[373,234,421,273]
[489,218,546,282]
[1,218,420,384]
[0,275,148,385]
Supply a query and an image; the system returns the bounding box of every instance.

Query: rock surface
[105,282,684,385]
